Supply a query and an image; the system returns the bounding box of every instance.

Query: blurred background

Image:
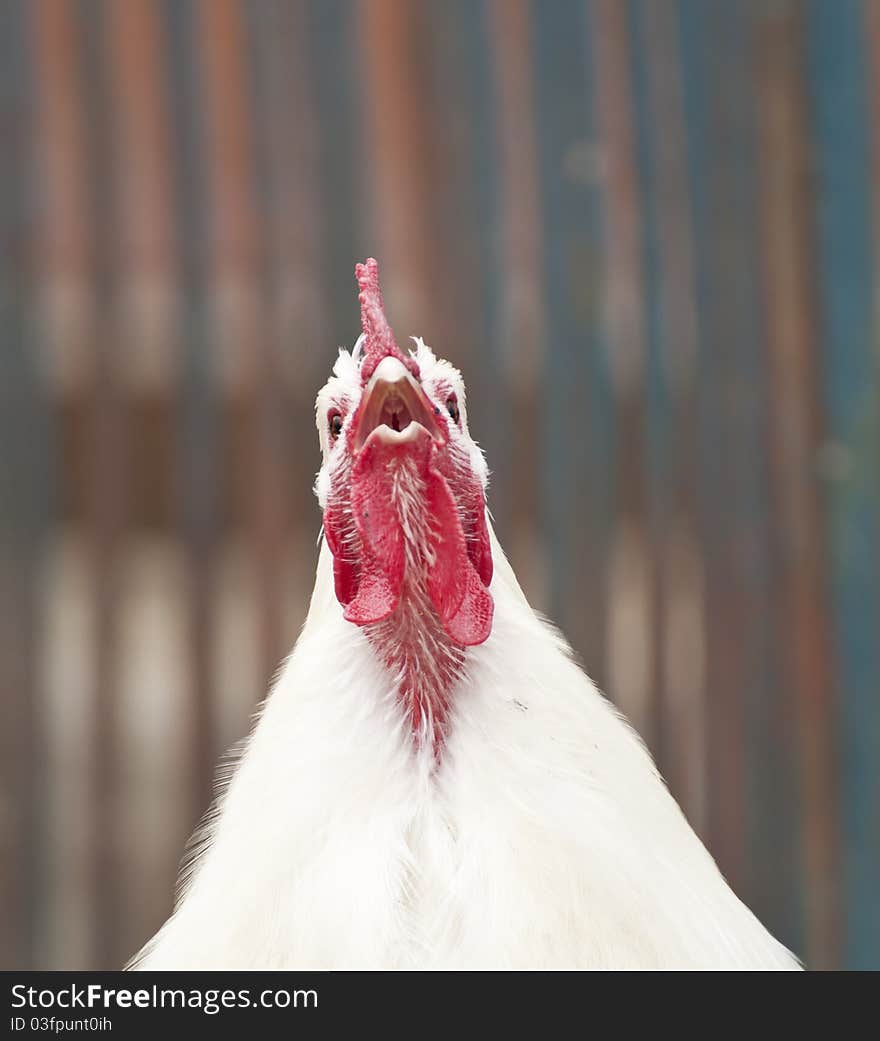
[0,0,877,971]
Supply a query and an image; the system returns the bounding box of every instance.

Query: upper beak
[353,356,446,452]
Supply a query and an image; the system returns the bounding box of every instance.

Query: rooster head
[314,258,494,647]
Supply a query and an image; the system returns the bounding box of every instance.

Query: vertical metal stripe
[308,0,364,351]
[486,0,548,608]
[199,0,286,687]
[427,0,497,495]
[630,0,708,834]
[0,0,49,970]
[679,0,772,901]
[532,0,611,686]
[806,0,880,969]
[78,0,129,967]
[104,0,182,961]
[246,0,322,646]
[628,0,670,767]
[163,0,219,827]
[357,0,449,346]
[592,0,652,743]
[105,0,177,392]
[756,0,838,966]
[256,0,328,391]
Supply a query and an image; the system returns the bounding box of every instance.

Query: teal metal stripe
[628,0,671,762]
[164,0,219,532]
[628,0,669,501]
[806,0,880,970]
[678,0,803,949]
[532,0,611,683]
[0,0,50,970]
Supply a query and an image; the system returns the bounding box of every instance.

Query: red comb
[355,258,420,381]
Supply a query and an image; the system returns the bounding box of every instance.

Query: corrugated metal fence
[0,0,877,970]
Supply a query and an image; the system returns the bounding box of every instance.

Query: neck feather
[363,461,464,756]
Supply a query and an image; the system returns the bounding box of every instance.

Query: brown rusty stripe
[638,0,707,834]
[195,0,286,694]
[591,0,653,745]
[244,0,301,677]
[263,0,328,393]
[195,0,261,304]
[757,0,840,969]
[488,0,545,390]
[486,0,547,609]
[250,0,327,634]
[106,0,176,393]
[32,0,117,970]
[357,0,446,345]
[31,0,93,392]
[104,0,180,961]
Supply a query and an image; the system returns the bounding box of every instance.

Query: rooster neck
[360,459,465,758]
[364,576,464,758]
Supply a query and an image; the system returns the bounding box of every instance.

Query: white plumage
[131,263,800,971]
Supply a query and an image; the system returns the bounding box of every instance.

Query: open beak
[353,356,446,452]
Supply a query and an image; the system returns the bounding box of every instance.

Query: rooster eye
[446,396,460,425]
[328,411,343,439]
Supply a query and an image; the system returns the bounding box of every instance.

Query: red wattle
[343,569,399,626]
[344,434,408,624]
[424,465,494,645]
[324,425,494,646]
[439,565,494,646]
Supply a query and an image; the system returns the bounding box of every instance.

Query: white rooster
[131,258,800,970]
